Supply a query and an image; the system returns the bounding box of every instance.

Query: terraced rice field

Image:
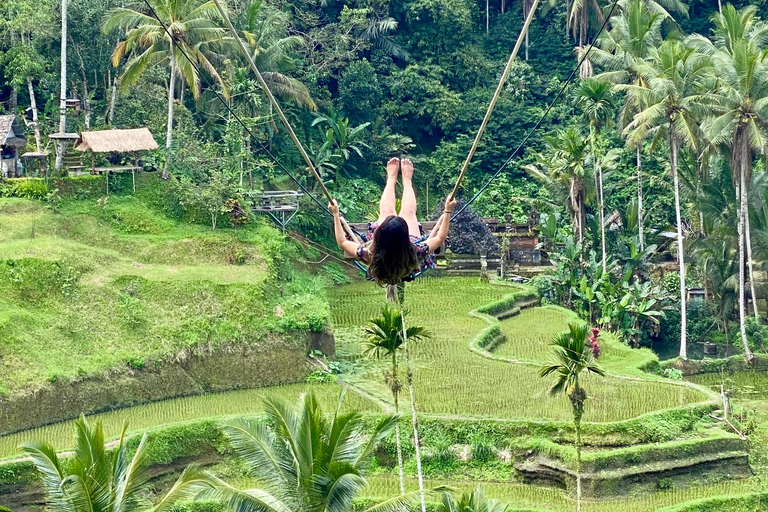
[330,278,707,422]
[360,476,761,512]
[0,383,375,459]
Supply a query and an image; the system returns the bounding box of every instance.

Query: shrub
[0,178,49,199]
[428,431,454,462]
[469,431,495,462]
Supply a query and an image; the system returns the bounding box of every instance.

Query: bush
[469,431,494,462]
[0,178,49,199]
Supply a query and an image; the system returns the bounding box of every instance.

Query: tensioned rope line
[451,0,622,220]
[450,0,541,201]
[211,0,334,204]
[139,0,332,216]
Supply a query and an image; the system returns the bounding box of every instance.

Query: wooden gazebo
[74,127,159,193]
[0,115,27,178]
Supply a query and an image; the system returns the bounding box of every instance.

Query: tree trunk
[55,0,68,173]
[27,78,42,153]
[637,145,644,250]
[10,86,18,112]
[575,415,582,512]
[671,136,687,360]
[108,75,117,126]
[399,294,426,512]
[392,353,406,495]
[746,207,759,319]
[164,57,176,180]
[591,130,607,274]
[737,148,754,361]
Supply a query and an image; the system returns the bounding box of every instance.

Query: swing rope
[139,0,333,216]
[211,0,333,205]
[451,0,622,220]
[449,0,541,201]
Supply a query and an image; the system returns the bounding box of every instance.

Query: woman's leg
[378,157,400,224]
[399,158,421,237]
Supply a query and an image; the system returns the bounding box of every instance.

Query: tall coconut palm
[524,127,592,243]
[540,323,605,512]
[577,78,617,273]
[22,415,216,512]
[593,0,664,250]
[436,488,509,512]
[217,392,429,512]
[622,39,713,360]
[363,304,430,495]
[689,4,768,360]
[103,0,228,179]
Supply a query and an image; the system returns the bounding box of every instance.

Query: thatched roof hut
[0,115,27,148]
[74,128,158,153]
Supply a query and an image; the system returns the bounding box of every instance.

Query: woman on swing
[330,157,456,285]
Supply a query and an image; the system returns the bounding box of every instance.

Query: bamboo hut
[74,128,159,193]
[0,115,27,178]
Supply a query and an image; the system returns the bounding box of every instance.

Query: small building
[74,128,159,192]
[0,115,28,178]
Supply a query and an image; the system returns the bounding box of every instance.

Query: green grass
[0,196,327,394]
[688,371,768,400]
[0,383,376,460]
[330,279,707,422]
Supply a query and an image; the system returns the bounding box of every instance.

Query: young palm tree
[540,323,605,512]
[364,304,430,494]
[622,39,712,360]
[217,392,428,512]
[524,127,592,243]
[436,488,509,512]
[592,0,664,250]
[689,4,768,360]
[22,416,216,512]
[577,78,617,273]
[103,0,228,179]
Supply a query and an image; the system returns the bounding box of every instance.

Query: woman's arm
[330,201,362,258]
[426,196,456,253]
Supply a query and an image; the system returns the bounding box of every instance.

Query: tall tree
[54,0,68,172]
[22,416,216,512]
[540,323,605,512]
[593,0,664,250]
[524,127,593,244]
[577,78,617,273]
[689,4,768,360]
[103,0,229,179]
[217,392,428,512]
[623,39,712,360]
[363,304,431,495]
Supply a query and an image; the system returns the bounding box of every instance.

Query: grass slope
[0,195,328,395]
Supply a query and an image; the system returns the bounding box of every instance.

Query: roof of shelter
[74,128,159,153]
[0,115,28,147]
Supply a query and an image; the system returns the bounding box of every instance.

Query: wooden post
[106,171,109,195]
[91,152,95,175]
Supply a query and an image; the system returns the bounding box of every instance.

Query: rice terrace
[2,0,768,511]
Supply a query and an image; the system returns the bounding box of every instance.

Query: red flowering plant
[589,327,601,359]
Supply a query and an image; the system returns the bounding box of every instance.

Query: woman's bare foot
[401,158,414,182]
[386,157,400,181]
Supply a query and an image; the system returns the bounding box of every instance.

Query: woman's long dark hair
[368,215,419,285]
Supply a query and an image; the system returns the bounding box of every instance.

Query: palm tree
[22,415,216,512]
[540,323,605,512]
[217,392,429,512]
[622,39,712,360]
[593,0,664,250]
[577,78,617,273]
[436,488,509,512]
[524,127,592,243]
[238,0,316,110]
[364,304,431,508]
[103,0,228,179]
[689,4,768,360]
[567,0,605,78]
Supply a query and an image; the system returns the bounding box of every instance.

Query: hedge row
[655,492,768,512]
[510,430,747,473]
[661,353,768,376]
